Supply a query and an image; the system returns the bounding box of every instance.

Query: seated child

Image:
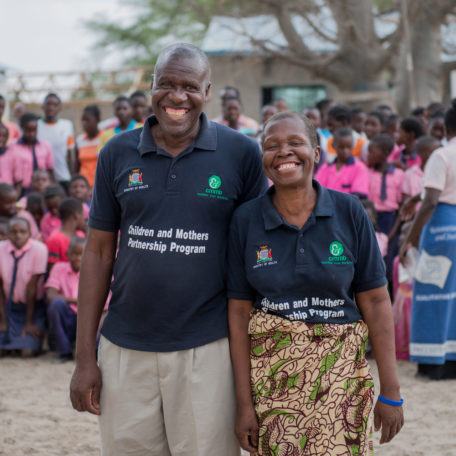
[316,127,369,197]
[361,199,388,259]
[46,236,85,360]
[40,185,66,242]
[0,183,40,240]
[0,217,48,356]
[46,197,85,268]
[69,174,91,219]
[26,192,45,228]
[17,169,51,210]
[367,134,405,282]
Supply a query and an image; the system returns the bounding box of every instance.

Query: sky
[0,0,131,73]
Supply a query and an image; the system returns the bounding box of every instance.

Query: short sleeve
[31,243,48,274]
[351,163,369,196]
[315,164,329,187]
[423,151,446,192]
[239,141,267,205]
[401,172,412,196]
[352,202,387,293]
[45,263,64,291]
[226,214,255,301]
[88,145,121,232]
[46,236,63,264]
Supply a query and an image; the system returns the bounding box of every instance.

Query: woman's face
[262,117,319,187]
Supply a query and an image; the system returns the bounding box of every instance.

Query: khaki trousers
[98,336,240,456]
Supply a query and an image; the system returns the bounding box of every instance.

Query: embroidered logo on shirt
[128,168,143,187]
[321,240,352,265]
[253,244,277,269]
[124,168,149,193]
[196,174,229,201]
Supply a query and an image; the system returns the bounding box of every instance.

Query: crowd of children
[0,88,453,365]
[0,90,148,359]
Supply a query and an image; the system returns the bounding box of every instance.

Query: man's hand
[374,401,404,444]
[70,361,102,415]
[235,405,259,453]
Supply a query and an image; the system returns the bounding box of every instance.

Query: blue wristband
[378,395,404,407]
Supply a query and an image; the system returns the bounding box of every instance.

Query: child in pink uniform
[316,128,369,197]
[46,198,85,269]
[0,217,48,355]
[368,134,405,282]
[389,117,423,170]
[0,184,40,240]
[9,113,54,194]
[0,124,15,185]
[40,185,66,242]
[46,237,85,360]
[69,175,91,219]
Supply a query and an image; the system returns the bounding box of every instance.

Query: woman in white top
[401,99,456,379]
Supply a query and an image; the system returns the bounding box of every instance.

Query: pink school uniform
[0,148,15,184]
[368,166,405,213]
[375,232,388,258]
[17,209,41,241]
[40,212,61,242]
[45,262,79,314]
[0,239,47,303]
[315,157,369,196]
[388,145,421,168]
[402,165,424,198]
[9,140,54,189]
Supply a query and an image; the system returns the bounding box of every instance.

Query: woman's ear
[314,145,321,164]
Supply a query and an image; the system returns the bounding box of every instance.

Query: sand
[0,355,455,456]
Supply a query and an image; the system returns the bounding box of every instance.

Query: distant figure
[0,95,20,144]
[37,93,75,188]
[273,98,288,112]
[212,86,259,135]
[392,117,424,169]
[76,105,101,188]
[428,114,446,145]
[40,185,66,242]
[351,107,367,136]
[130,90,149,124]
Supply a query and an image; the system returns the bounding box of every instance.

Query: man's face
[151,57,210,138]
[43,96,61,121]
[223,99,241,124]
[114,100,133,125]
[131,96,148,122]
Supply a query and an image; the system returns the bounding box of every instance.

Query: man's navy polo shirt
[227,181,387,324]
[89,113,266,351]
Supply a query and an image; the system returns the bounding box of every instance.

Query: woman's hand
[374,400,404,444]
[235,405,259,453]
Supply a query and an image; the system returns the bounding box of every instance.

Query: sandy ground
[0,355,455,456]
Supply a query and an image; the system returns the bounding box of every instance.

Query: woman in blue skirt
[401,99,456,379]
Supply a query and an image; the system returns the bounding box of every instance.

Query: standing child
[46,237,85,361]
[390,117,424,169]
[368,134,405,281]
[46,198,85,268]
[76,105,101,188]
[37,93,75,188]
[0,183,40,240]
[40,185,66,242]
[316,127,369,197]
[8,113,54,195]
[0,217,48,356]
[25,193,45,228]
[0,123,14,184]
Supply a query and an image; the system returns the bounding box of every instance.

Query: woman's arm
[23,274,42,337]
[228,298,258,453]
[399,187,441,263]
[356,285,404,444]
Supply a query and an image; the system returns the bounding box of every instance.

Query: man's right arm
[70,227,117,415]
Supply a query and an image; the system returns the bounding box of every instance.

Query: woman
[401,100,456,379]
[228,112,403,455]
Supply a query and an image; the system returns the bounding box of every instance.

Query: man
[212,86,259,134]
[70,43,266,456]
[37,93,75,188]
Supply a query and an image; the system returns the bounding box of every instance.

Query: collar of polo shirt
[137,113,217,156]
[261,180,335,231]
[330,156,355,166]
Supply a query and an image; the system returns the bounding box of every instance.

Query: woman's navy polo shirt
[227,181,387,324]
[89,113,266,351]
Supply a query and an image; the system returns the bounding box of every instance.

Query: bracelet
[377,395,404,407]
